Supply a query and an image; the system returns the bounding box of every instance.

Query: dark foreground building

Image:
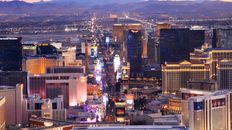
[0,37,22,71]
[126,29,143,75]
[0,71,28,96]
[159,29,205,64]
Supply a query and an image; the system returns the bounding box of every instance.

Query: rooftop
[0,86,15,90]
[82,125,187,130]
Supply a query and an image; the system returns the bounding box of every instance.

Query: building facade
[0,71,28,96]
[0,96,6,130]
[0,84,23,125]
[206,49,232,80]
[162,60,210,93]
[23,57,60,74]
[159,29,205,64]
[212,29,232,48]
[189,91,232,130]
[0,37,22,71]
[217,60,232,90]
[126,29,143,75]
[28,73,87,108]
[23,95,66,123]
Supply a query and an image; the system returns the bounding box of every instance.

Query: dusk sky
[1,0,50,3]
[2,0,232,3]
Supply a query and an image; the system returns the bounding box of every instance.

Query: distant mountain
[0,1,84,15]
[0,0,232,18]
[91,1,232,18]
[51,0,145,5]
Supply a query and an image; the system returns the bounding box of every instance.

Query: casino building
[189,90,232,130]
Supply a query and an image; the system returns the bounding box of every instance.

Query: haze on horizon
[0,0,49,3]
[2,0,232,3]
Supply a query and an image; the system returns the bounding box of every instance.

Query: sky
[1,0,50,3]
[1,0,232,2]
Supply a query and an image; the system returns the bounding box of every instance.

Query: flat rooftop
[79,125,187,130]
[0,86,15,90]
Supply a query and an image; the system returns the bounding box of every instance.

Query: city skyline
[1,0,232,129]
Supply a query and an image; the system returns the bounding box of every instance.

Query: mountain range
[0,0,232,18]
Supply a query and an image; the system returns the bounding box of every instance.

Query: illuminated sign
[90,44,98,58]
[194,101,204,110]
[131,29,139,33]
[38,43,49,46]
[116,117,125,122]
[115,102,126,107]
[182,93,202,100]
[212,98,225,108]
[105,37,110,43]
[126,100,133,105]
[0,38,18,40]
[116,108,125,117]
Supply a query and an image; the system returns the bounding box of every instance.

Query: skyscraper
[206,49,232,80]
[217,59,232,90]
[189,91,232,130]
[162,60,210,94]
[0,37,22,71]
[112,24,126,44]
[28,73,87,108]
[0,96,6,130]
[125,29,143,75]
[0,84,23,126]
[159,29,205,64]
[147,32,156,63]
[36,43,58,56]
[23,57,60,74]
[212,29,232,48]
[0,71,28,96]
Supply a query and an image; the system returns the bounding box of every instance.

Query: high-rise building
[0,37,22,71]
[58,46,77,66]
[112,24,126,44]
[190,47,232,80]
[0,96,6,130]
[154,23,171,64]
[22,95,66,123]
[0,84,23,126]
[189,91,232,130]
[28,73,87,108]
[155,23,171,37]
[125,29,143,75]
[0,71,28,96]
[212,29,232,48]
[162,60,210,94]
[46,66,85,74]
[112,23,147,75]
[147,32,157,63]
[23,57,60,74]
[217,59,232,90]
[206,49,232,80]
[187,80,218,91]
[142,30,148,59]
[159,29,205,64]
[179,88,213,127]
[22,44,37,56]
[36,43,57,56]
[189,43,209,64]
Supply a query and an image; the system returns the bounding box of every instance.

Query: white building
[217,59,232,90]
[22,95,66,123]
[0,96,6,130]
[28,73,87,108]
[189,90,232,130]
[0,84,23,126]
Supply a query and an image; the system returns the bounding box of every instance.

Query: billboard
[194,101,204,110]
[212,98,225,108]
